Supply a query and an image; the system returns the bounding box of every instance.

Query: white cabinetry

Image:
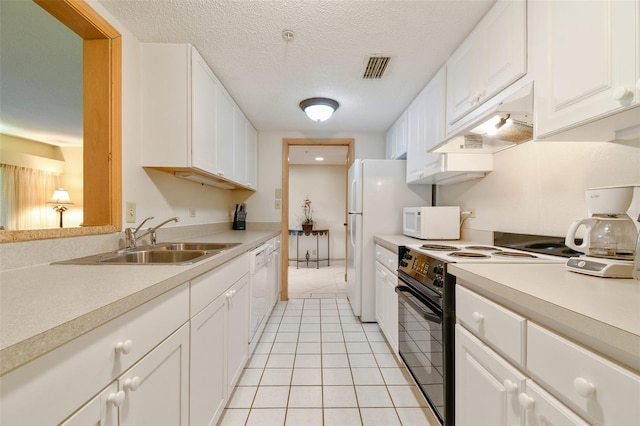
[532,0,640,140]
[446,0,526,133]
[374,244,399,354]
[190,253,250,426]
[246,123,258,189]
[386,111,408,160]
[407,68,445,183]
[455,284,640,426]
[1,285,189,425]
[141,43,257,190]
[455,325,525,426]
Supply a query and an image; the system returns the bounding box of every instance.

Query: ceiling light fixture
[315,157,324,161]
[299,98,339,122]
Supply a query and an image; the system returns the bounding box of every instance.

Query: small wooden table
[288,229,330,269]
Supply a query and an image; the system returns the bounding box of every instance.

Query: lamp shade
[299,98,339,122]
[48,188,74,206]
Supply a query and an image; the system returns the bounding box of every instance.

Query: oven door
[396,281,446,424]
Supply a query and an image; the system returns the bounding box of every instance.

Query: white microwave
[403,206,460,240]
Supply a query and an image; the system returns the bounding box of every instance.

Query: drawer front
[375,244,397,275]
[0,284,189,426]
[527,322,640,426]
[191,253,249,315]
[456,285,525,365]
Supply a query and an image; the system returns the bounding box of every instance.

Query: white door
[227,275,250,392]
[119,324,189,426]
[190,294,227,426]
[533,0,639,138]
[455,325,525,426]
[191,47,217,174]
[347,161,362,316]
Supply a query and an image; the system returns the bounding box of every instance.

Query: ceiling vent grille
[362,56,390,79]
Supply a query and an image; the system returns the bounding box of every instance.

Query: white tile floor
[218,298,436,425]
[287,261,348,299]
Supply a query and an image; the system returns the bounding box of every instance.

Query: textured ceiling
[99,0,495,133]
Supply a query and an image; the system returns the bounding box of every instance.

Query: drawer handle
[518,393,535,410]
[472,312,484,323]
[503,379,518,394]
[115,339,133,355]
[124,376,141,392]
[573,377,596,398]
[107,391,125,407]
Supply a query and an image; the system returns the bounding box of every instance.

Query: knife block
[233,211,246,230]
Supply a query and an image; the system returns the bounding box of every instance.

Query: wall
[87,3,387,232]
[288,165,347,260]
[244,131,385,225]
[438,140,640,238]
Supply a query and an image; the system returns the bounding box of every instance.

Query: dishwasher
[249,243,269,347]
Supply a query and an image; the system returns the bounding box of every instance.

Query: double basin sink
[54,242,241,265]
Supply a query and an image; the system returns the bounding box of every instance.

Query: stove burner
[448,251,491,258]
[465,245,500,251]
[492,251,538,258]
[420,244,460,251]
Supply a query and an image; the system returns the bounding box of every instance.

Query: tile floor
[218,298,436,425]
[287,260,348,299]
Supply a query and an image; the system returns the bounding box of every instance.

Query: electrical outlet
[274,199,281,209]
[126,202,136,223]
[189,207,196,217]
[312,249,317,255]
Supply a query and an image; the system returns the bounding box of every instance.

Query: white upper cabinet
[216,87,235,180]
[246,123,258,189]
[191,49,218,174]
[141,43,256,190]
[446,0,527,133]
[407,67,446,183]
[385,111,408,160]
[532,0,640,140]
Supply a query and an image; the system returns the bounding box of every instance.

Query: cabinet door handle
[518,392,535,410]
[115,339,133,355]
[612,86,632,101]
[503,379,518,394]
[573,377,596,398]
[124,376,142,392]
[107,391,126,407]
[472,311,484,323]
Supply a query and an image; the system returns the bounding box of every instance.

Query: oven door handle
[395,286,442,324]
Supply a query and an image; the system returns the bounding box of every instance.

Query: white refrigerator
[347,159,432,321]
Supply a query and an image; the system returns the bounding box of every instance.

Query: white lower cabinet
[374,244,399,354]
[189,256,250,426]
[455,284,640,426]
[455,325,525,426]
[1,284,189,426]
[118,324,189,426]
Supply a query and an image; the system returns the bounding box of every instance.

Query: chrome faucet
[125,216,179,248]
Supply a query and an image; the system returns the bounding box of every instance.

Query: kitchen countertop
[0,230,279,376]
[374,235,640,372]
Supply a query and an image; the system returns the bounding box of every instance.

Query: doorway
[280,138,354,301]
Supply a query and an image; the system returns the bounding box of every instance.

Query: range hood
[430,82,534,154]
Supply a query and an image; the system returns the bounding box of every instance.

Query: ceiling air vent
[362,56,390,79]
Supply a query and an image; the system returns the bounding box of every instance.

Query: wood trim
[6,0,123,239]
[280,138,355,301]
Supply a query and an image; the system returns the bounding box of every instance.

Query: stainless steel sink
[53,242,241,265]
[155,242,241,251]
[99,249,212,264]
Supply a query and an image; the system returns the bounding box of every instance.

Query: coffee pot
[566,185,640,277]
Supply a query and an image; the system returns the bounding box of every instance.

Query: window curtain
[0,164,61,230]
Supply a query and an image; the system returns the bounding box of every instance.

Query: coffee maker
[565,185,640,278]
